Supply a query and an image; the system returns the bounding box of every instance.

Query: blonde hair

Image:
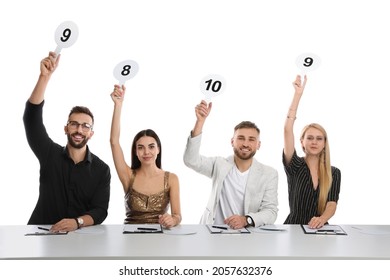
[300,123,332,214]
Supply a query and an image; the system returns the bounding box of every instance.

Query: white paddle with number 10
[54,21,79,55]
[113,60,139,85]
[200,74,226,103]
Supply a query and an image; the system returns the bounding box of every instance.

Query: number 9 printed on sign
[54,21,79,55]
[295,53,321,74]
[200,74,226,102]
[113,60,139,85]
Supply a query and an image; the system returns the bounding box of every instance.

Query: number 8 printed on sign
[113,60,139,85]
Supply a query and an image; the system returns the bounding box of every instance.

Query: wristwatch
[75,217,84,229]
[246,215,254,227]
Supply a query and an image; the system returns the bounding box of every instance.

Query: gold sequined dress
[124,170,170,224]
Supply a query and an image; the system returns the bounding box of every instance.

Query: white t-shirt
[214,165,249,224]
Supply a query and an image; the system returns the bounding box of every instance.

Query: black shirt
[282,150,341,224]
[23,101,111,225]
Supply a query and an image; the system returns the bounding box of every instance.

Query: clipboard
[301,224,347,235]
[123,224,163,234]
[206,224,250,234]
[25,226,68,236]
[25,232,68,236]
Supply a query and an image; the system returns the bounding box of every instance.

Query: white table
[1,224,389,259]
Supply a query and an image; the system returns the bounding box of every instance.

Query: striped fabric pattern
[282,150,341,224]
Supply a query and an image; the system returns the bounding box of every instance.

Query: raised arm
[284,75,307,164]
[183,100,216,177]
[191,100,212,137]
[110,84,132,193]
[29,52,60,104]
[23,52,60,161]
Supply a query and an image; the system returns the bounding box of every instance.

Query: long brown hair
[300,123,332,214]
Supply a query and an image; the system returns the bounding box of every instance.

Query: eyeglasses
[67,121,93,132]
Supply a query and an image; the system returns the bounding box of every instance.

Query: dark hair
[234,121,260,134]
[131,129,162,169]
[68,106,94,124]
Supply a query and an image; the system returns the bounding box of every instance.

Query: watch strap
[74,218,80,229]
[246,215,254,227]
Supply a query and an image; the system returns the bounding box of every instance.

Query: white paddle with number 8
[113,60,139,86]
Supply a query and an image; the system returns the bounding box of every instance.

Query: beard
[233,147,256,160]
[67,132,89,149]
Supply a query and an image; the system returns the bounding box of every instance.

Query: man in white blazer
[183,100,278,229]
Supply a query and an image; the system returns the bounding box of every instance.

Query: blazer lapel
[243,160,262,212]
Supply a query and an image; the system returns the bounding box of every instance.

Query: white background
[1,0,389,227]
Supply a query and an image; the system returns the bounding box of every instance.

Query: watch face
[247,216,252,225]
[78,218,84,225]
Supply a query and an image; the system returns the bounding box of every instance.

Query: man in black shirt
[23,51,111,232]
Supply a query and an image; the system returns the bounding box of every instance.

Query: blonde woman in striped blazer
[283,75,341,229]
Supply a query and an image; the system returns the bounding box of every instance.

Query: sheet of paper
[163,226,197,235]
[123,224,163,233]
[252,225,288,233]
[352,226,390,235]
[75,226,105,234]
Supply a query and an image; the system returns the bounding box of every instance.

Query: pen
[137,227,158,231]
[37,227,50,231]
[212,225,228,230]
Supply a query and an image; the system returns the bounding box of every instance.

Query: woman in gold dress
[110,85,181,228]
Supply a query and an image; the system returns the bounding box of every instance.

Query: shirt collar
[62,145,92,163]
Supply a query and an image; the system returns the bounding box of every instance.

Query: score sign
[200,74,226,102]
[295,53,321,74]
[54,21,79,54]
[113,60,139,85]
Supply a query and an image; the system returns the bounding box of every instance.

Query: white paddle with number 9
[54,21,79,55]
[295,53,321,75]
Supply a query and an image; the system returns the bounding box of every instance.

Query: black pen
[212,225,228,230]
[37,226,50,231]
[137,227,158,231]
